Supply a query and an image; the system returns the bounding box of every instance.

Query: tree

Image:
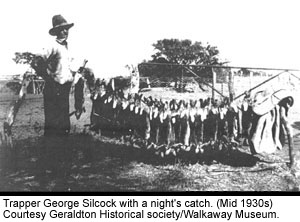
[7,52,42,94]
[6,52,37,94]
[12,52,36,65]
[139,39,223,79]
[12,52,45,80]
[151,39,220,66]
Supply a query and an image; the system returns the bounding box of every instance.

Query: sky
[1,0,300,78]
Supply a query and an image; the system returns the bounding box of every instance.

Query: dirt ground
[0,86,300,191]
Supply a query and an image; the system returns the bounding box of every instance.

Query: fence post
[228,69,234,101]
[249,71,253,90]
[33,80,36,94]
[212,68,216,100]
[181,67,184,92]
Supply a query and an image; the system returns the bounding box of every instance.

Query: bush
[5,81,21,94]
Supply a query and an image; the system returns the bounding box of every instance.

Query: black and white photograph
[0,0,299,191]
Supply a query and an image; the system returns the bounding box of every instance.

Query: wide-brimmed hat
[49,14,74,36]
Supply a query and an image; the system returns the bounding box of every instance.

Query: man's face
[56,27,69,41]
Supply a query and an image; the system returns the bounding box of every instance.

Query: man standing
[31,14,84,136]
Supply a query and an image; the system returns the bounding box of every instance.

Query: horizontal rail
[139,62,300,72]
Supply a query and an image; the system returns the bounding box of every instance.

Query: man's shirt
[42,39,78,84]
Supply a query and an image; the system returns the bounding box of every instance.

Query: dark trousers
[43,80,72,136]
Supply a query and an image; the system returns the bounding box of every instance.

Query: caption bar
[0,196,298,222]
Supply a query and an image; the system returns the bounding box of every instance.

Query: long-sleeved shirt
[41,39,78,84]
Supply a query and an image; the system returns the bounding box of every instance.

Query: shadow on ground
[0,132,274,191]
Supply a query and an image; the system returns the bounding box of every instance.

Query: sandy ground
[0,86,299,191]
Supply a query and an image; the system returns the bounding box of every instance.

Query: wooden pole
[280,106,300,172]
[181,67,183,93]
[221,83,223,95]
[228,70,234,101]
[140,62,299,72]
[212,68,216,100]
[290,73,300,81]
[33,80,36,94]
[249,71,253,90]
